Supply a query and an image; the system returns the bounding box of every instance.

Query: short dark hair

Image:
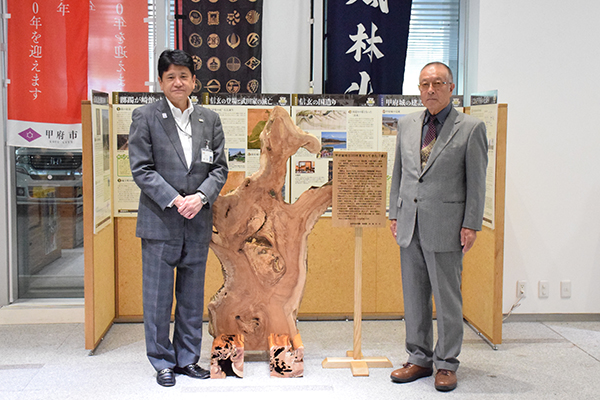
[157,49,195,80]
[421,62,454,83]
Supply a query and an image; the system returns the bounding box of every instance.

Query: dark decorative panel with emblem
[181,0,263,94]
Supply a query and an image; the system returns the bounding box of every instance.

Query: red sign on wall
[6,0,89,149]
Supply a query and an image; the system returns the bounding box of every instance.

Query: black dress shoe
[156,368,175,387]
[174,364,210,379]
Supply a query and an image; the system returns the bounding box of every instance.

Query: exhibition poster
[111,92,164,216]
[332,152,387,228]
[90,92,112,233]
[205,97,291,200]
[470,103,499,229]
[380,106,425,206]
[289,106,381,204]
[105,93,475,220]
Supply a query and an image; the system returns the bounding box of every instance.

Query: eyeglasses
[418,81,449,91]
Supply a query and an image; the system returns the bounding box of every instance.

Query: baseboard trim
[503,313,600,323]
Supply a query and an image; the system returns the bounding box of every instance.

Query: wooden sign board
[332,151,387,228]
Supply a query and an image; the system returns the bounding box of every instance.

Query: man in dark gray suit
[129,49,228,387]
[388,62,488,392]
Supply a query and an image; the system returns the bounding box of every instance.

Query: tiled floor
[1,319,599,399]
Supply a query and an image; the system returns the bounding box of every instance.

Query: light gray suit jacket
[129,98,228,244]
[389,107,488,252]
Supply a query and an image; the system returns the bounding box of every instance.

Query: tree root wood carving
[209,106,333,351]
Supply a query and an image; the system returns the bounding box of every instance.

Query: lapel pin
[162,113,168,119]
[199,118,204,123]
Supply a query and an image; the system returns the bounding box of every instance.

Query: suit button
[414,198,417,203]
[418,178,423,183]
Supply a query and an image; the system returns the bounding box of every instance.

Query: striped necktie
[421,116,437,169]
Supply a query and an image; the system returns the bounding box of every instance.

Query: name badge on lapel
[201,139,214,164]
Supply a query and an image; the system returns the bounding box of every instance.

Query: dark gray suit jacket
[129,98,228,244]
[389,107,488,252]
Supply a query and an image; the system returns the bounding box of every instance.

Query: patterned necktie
[420,116,437,169]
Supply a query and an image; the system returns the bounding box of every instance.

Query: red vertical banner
[88,0,149,93]
[6,1,89,149]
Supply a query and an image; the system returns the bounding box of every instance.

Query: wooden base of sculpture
[210,334,244,379]
[269,333,304,378]
[322,227,393,376]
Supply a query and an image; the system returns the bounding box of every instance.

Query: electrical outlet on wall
[561,280,571,298]
[538,280,549,298]
[517,280,526,298]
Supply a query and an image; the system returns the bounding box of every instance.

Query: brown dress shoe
[390,362,433,383]
[435,369,457,392]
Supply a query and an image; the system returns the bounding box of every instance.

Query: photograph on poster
[247,108,271,149]
[228,148,245,162]
[295,160,315,174]
[382,113,404,136]
[320,146,334,158]
[296,109,347,131]
[320,131,347,158]
[117,134,129,150]
[227,148,246,172]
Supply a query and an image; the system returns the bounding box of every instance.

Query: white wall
[262,0,312,94]
[471,0,600,314]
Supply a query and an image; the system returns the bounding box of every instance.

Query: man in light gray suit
[129,49,228,387]
[388,62,487,392]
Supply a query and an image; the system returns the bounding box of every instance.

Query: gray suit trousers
[400,222,464,371]
[142,237,208,371]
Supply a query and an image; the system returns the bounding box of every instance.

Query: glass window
[15,148,84,298]
[402,0,461,94]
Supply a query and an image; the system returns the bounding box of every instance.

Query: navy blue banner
[325,0,412,95]
[181,0,263,94]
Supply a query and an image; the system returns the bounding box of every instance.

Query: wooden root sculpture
[209,106,333,352]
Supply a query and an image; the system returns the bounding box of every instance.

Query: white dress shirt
[164,97,207,207]
[165,97,194,168]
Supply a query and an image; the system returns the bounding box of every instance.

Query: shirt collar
[425,102,452,125]
[165,97,193,120]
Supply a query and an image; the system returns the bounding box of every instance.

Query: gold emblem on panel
[209,0,218,3]
[226,33,240,49]
[192,55,202,70]
[226,57,241,72]
[189,10,202,25]
[189,33,203,48]
[229,0,238,2]
[247,79,260,93]
[226,80,241,94]
[227,10,240,25]
[247,32,259,48]
[207,57,221,72]
[206,79,221,93]
[246,10,260,24]
[208,11,219,25]
[191,0,200,2]
[194,78,202,93]
[245,56,260,70]
[207,33,220,48]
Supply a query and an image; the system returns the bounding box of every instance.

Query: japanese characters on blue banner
[325,0,412,95]
[181,0,263,95]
